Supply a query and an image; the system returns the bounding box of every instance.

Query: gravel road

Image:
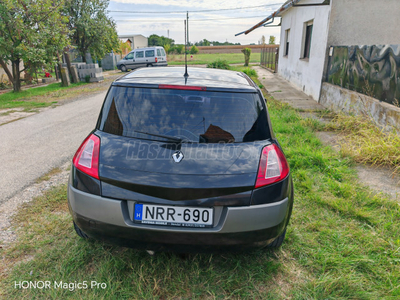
[0,91,107,204]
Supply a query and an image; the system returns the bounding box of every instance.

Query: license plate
[134,204,213,228]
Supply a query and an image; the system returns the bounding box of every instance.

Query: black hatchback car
[68,67,294,252]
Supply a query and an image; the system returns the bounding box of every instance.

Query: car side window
[135,51,144,58]
[125,53,134,59]
[157,49,161,56]
[145,50,155,57]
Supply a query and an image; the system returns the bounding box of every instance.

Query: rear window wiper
[133,130,184,143]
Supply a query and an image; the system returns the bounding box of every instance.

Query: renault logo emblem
[172,151,184,163]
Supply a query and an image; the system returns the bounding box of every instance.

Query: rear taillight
[155,57,158,63]
[72,134,100,179]
[255,144,289,188]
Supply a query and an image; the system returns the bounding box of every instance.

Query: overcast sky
[108,0,284,45]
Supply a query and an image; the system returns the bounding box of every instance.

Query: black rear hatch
[96,86,272,203]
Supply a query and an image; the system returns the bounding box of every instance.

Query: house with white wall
[118,34,148,50]
[238,0,400,131]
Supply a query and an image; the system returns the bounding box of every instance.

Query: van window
[145,50,155,57]
[157,49,161,56]
[135,51,144,58]
[161,49,166,56]
[125,53,134,60]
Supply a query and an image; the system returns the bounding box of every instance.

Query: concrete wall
[133,35,148,49]
[320,82,400,133]
[278,0,331,101]
[328,0,400,46]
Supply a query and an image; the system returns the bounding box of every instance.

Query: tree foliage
[148,34,174,47]
[269,36,276,45]
[119,40,132,56]
[241,48,251,66]
[195,39,241,46]
[190,45,199,54]
[0,0,69,91]
[65,0,119,62]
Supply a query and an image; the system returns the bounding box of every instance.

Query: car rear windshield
[98,87,270,143]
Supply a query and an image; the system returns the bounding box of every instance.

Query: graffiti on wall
[327,45,400,106]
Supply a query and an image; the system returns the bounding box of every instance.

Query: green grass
[0,82,88,110]
[325,113,400,174]
[168,52,261,65]
[1,84,399,299]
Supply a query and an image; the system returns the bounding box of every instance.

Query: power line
[108,3,281,14]
[114,14,276,23]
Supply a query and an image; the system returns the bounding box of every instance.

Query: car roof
[113,67,257,92]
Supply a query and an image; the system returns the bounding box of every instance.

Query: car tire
[120,65,127,72]
[73,221,89,239]
[266,228,286,248]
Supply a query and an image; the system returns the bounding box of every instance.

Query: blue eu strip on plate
[134,204,143,221]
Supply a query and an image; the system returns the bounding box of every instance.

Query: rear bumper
[68,185,290,251]
[152,62,168,67]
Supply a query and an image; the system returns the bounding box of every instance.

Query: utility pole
[184,12,189,78]
[187,11,189,47]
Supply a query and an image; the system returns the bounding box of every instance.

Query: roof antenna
[184,12,189,78]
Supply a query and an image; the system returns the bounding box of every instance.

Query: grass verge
[0,76,119,111]
[1,84,399,299]
[325,113,400,174]
[168,53,261,65]
[0,82,88,110]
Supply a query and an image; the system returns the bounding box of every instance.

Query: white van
[117,46,168,72]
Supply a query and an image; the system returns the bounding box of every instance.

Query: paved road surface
[0,91,107,203]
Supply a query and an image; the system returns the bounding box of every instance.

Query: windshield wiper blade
[133,130,183,143]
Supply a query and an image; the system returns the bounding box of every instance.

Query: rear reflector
[72,134,100,179]
[255,144,289,188]
[158,84,206,91]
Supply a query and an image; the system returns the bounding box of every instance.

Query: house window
[284,29,290,56]
[302,20,313,59]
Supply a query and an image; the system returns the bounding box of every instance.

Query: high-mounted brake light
[255,144,289,188]
[158,84,206,91]
[72,134,100,179]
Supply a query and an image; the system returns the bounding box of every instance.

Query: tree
[163,44,170,55]
[175,45,185,55]
[148,34,174,47]
[0,0,69,92]
[65,0,119,63]
[241,48,251,66]
[190,45,199,54]
[261,35,266,45]
[119,41,132,56]
[269,36,276,45]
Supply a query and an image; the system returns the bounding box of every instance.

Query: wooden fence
[261,45,279,73]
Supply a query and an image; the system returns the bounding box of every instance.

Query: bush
[241,47,252,66]
[163,44,170,54]
[175,44,185,54]
[206,59,230,70]
[242,68,257,77]
[167,45,175,54]
[190,45,199,54]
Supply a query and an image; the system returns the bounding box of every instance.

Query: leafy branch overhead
[65,0,119,62]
